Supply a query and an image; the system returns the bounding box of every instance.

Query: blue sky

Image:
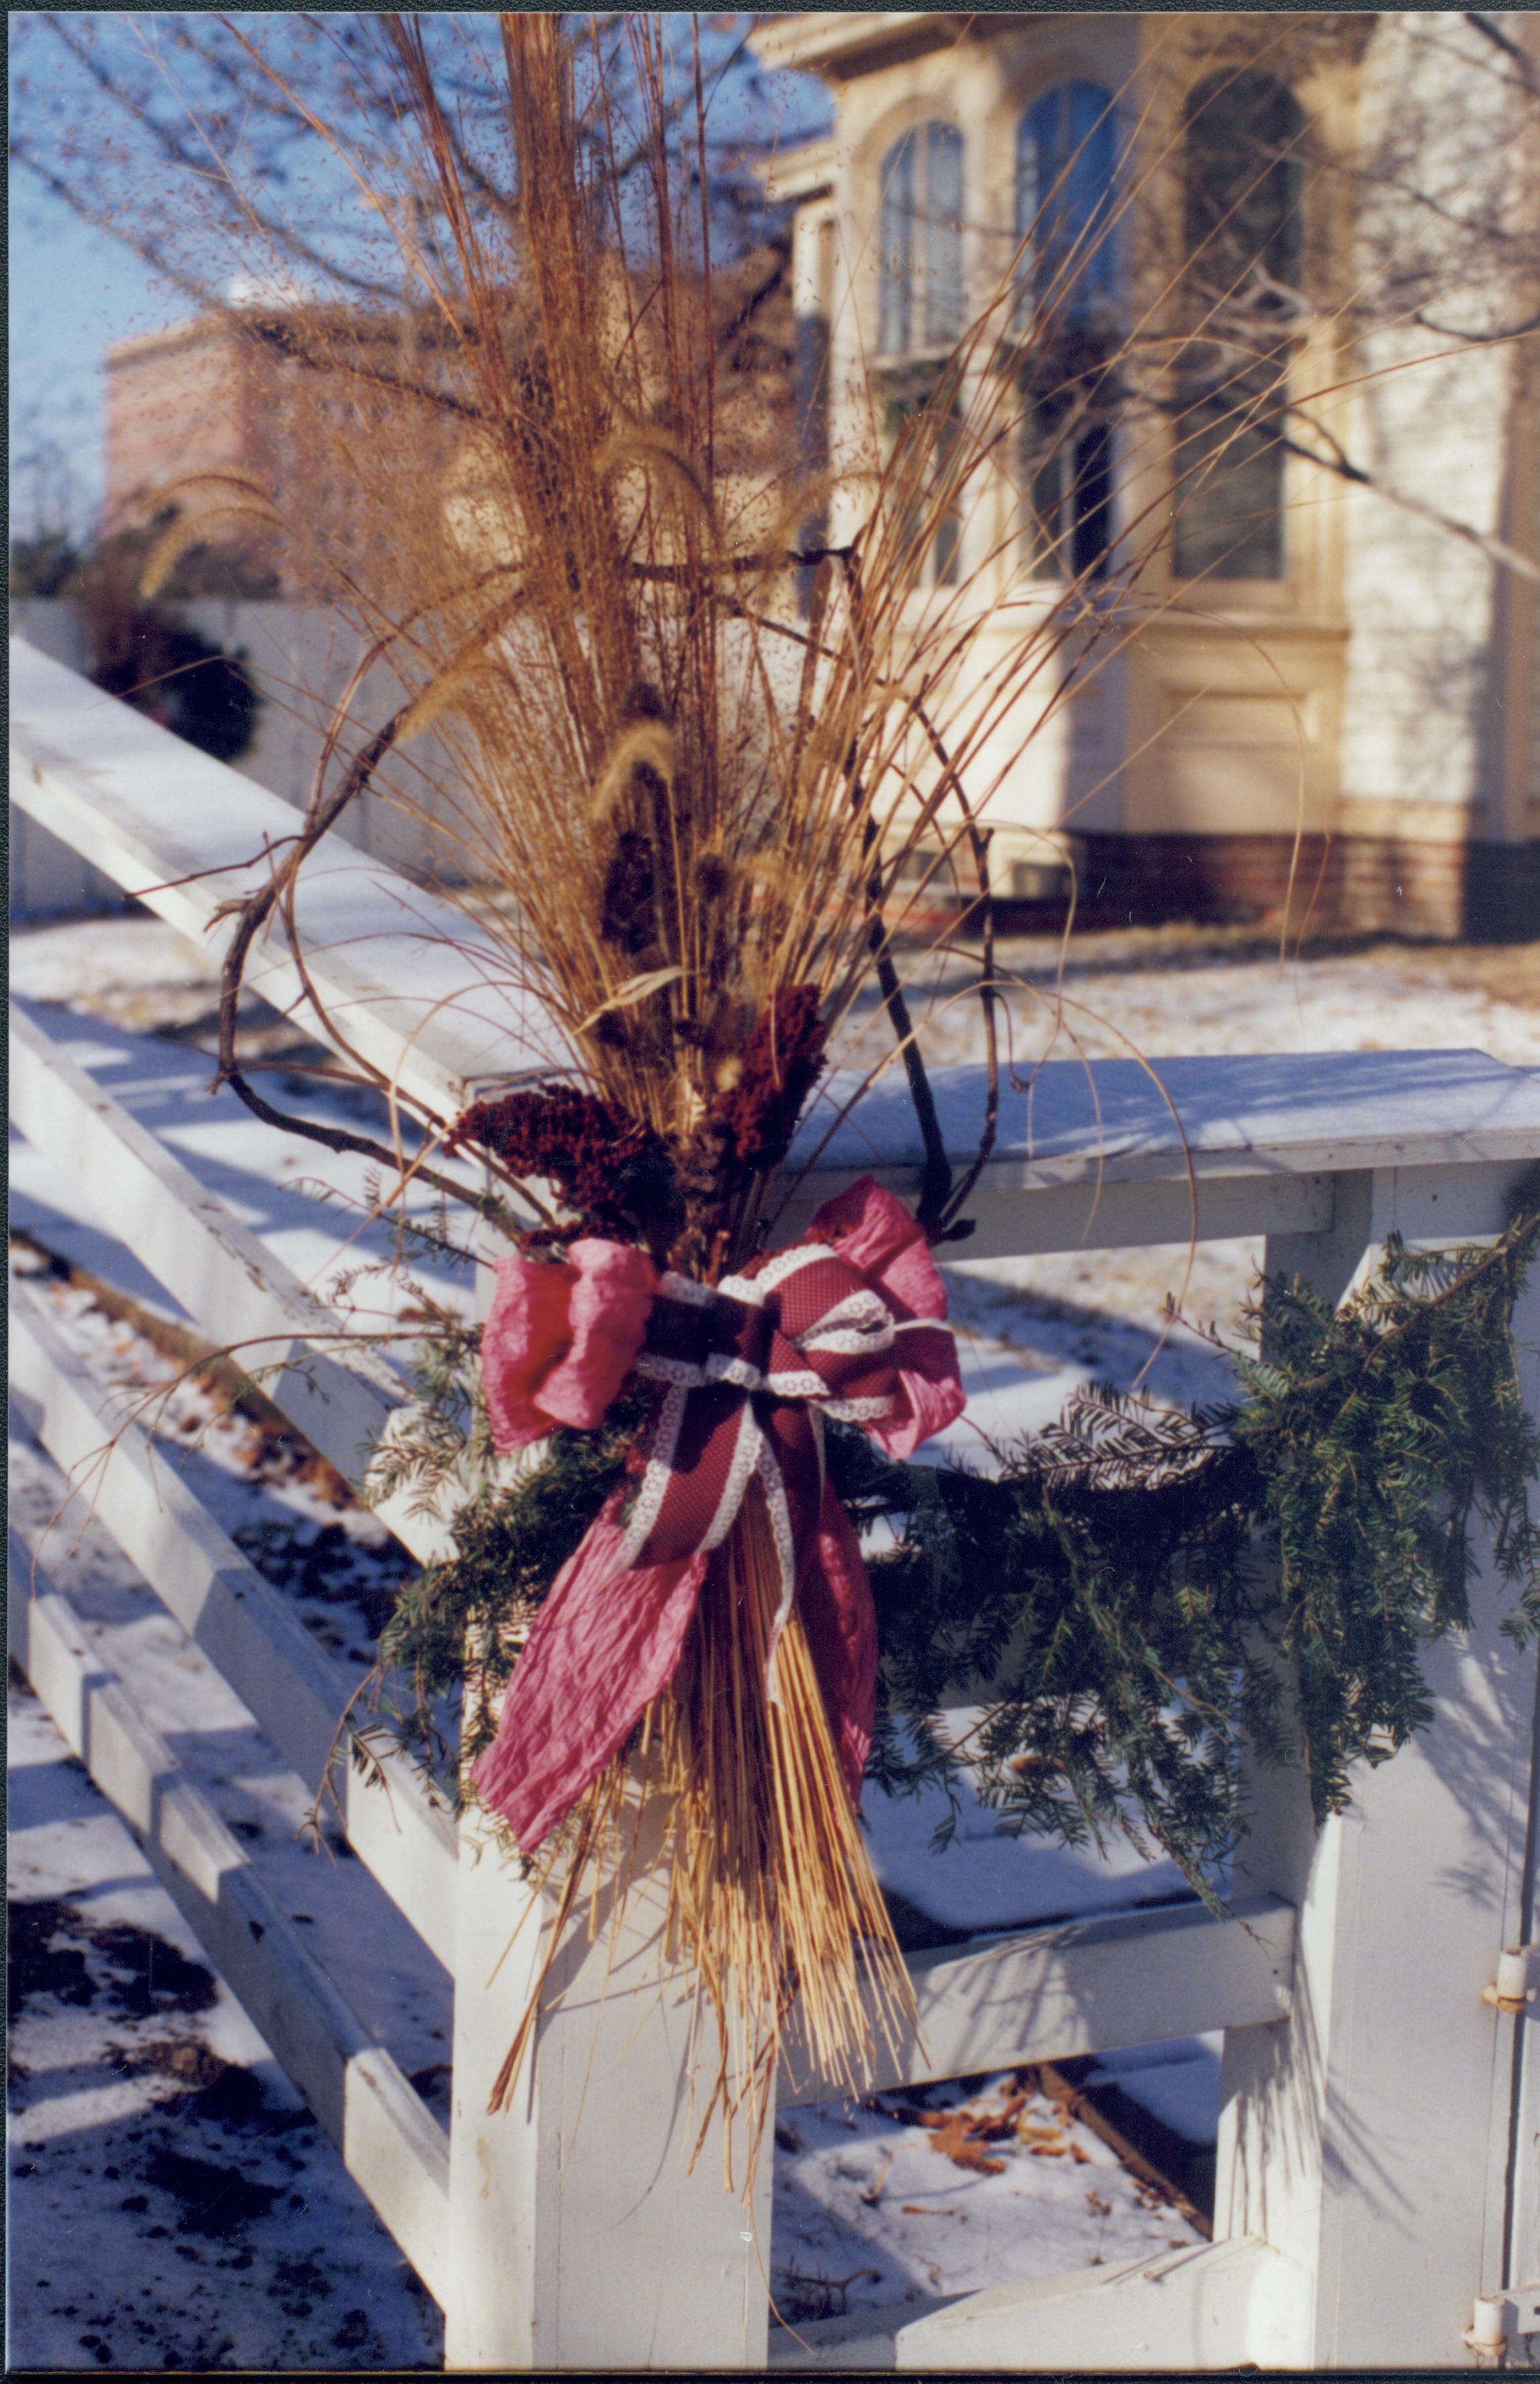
[8,13,828,541]
[10,186,184,533]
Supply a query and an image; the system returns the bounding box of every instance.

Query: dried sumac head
[448,1082,682,1247]
[706,984,828,1172]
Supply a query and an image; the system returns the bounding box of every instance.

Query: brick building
[104,300,465,599]
[104,250,799,604]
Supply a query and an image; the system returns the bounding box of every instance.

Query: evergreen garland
[363,1174,1540,1885]
[365,1307,654,1778]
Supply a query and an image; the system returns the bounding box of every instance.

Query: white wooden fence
[9,596,465,914]
[11,631,1540,2371]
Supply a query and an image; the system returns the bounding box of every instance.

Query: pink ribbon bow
[471,1177,965,1851]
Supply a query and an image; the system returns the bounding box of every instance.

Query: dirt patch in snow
[9,1680,444,2371]
[771,2062,1208,2333]
[10,1900,218,2026]
[139,2146,285,2237]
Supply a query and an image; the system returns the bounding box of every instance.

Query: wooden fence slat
[777,1894,1295,2106]
[9,1003,457,1566]
[9,1284,457,1954]
[784,1155,1531,1265]
[797,1048,1540,1191]
[893,2236,1312,2371]
[7,1529,451,2306]
[828,1168,1336,1261]
[9,636,543,1118]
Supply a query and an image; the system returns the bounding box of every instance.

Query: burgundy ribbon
[471,1176,965,1850]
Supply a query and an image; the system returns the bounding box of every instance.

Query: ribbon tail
[794,1481,879,1811]
[470,1492,708,1852]
[755,1441,800,1709]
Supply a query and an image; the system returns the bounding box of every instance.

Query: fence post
[444,1233,770,2373]
[444,1803,772,2371]
[1214,1168,1540,2367]
[1492,1253,1540,2321]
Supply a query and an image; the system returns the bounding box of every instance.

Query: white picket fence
[10,630,1540,2371]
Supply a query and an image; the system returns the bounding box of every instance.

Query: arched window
[1016,81,1118,320]
[1171,368,1288,581]
[1183,70,1304,307]
[1024,393,1114,583]
[877,121,965,357]
[1015,84,1120,581]
[1172,72,1305,581]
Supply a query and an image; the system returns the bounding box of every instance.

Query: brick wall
[105,309,463,598]
[103,259,796,604]
[106,318,288,588]
[1072,834,1540,942]
[900,834,1540,941]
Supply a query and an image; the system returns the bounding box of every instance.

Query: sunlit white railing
[11,634,1540,2371]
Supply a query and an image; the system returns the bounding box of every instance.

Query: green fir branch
[362,1173,1540,1873]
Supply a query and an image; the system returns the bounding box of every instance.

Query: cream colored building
[753,11,1540,938]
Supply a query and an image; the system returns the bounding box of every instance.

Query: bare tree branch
[8,141,213,308]
[1464,11,1540,101]
[35,13,406,305]
[1281,412,1540,587]
[1412,304,1540,345]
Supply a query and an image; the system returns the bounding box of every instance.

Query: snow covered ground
[8,1681,446,2373]
[770,2062,1209,2340]
[9,913,1538,2368]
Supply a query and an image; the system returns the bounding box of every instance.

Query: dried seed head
[599,829,657,955]
[695,851,733,904]
[707,985,827,1171]
[622,679,667,724]
[591,721,678,822]
[447,1082,681,1244]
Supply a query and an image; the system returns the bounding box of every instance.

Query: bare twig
[1463,11,1540,99]
[1280,420,1540,588]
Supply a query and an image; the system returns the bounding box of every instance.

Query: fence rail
[9,1277,457,1952]
[5,1522,454,2301]
[11,635,1540,2371]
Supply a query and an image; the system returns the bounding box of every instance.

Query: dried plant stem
[485,1750,635,2117]
[485,1489,914,2201]
[665,1492,914,2177]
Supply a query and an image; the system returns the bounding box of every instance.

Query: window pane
[1070,423,1114,579]
[1023,386,1114,583]
[926,393,963,584]
[879,131,917,356]
[932,508,962,586]
[923,122,965,349]
[1017,82,1117,321]
[1184,72,1304,304]
[1028,417,1066,579]
[880,124,963,357]
[1172,370,1286,579]
[885,379,962,586]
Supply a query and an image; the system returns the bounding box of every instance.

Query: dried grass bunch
[140,14,1250,2184]
[162,18,1211,1172]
